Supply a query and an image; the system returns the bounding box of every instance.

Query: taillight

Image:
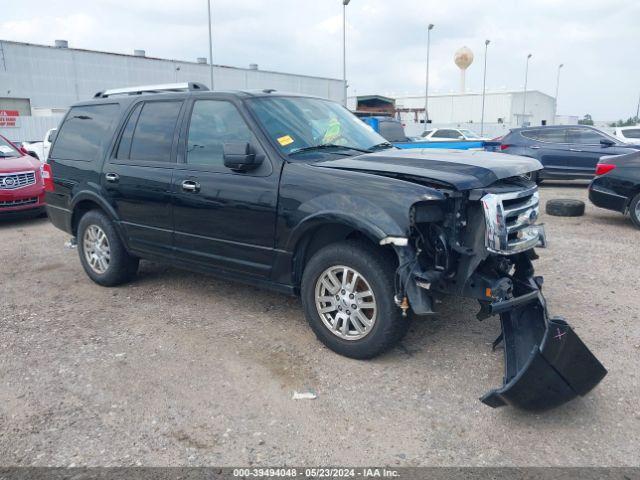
[500,144,511,151]
[595,163,616,176]
[42,163,55,192]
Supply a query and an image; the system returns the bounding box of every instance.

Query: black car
[500,125,639,182]
[44,82,606,410]
[589,151,640,228]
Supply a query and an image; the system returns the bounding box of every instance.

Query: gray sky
[3,0,639,120]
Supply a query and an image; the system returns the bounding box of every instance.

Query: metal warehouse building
[0,40,344,141]
[393,90,556,137]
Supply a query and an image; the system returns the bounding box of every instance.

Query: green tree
[608,116,640,127]
[578,114,594,126]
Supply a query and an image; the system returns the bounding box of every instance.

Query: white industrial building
[347,90,557,138]
[0,40,344,141]
[394,90,557,137]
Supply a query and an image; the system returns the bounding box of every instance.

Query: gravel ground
[1,182,638,467]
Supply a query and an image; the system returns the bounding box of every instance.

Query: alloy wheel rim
[636,201,640,220]
[83,225,110,274]
[314,265,377,341]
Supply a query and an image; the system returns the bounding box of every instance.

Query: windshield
[0,137,21,158]
[459,129,482,139]
[246,96,388,156]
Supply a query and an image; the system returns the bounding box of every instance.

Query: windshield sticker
[323,117,342,143]
[277,135,294,146]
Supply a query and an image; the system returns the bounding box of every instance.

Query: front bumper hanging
[480,284,607,411]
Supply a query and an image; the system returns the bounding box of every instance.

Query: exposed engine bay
[391,176,607,411]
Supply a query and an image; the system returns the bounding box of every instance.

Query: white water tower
[454,46,474,92]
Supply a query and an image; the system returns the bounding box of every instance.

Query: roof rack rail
[94,82,209,98]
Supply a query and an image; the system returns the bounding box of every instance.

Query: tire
[545,199,585,217]
[301,240,410,359]
[77,209,139,286]
[629,193,640,229]
[524,170,540,184]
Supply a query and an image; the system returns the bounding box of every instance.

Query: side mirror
[27,150,40,160]
[600,138,615,147]
[223,142,261,171]
[457,135,465,140]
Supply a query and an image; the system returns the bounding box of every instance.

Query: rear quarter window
[51,104,120,161]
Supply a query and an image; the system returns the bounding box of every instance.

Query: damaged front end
[394,176,607,411]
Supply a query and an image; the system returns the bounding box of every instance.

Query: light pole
[521,53,532,126]
[207,0,214,90]
[480,39,490,136]
[342,0,351,106]
[423,23,434,126]
[554,63,563,123]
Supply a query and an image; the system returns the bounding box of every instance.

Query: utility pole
[554,63,563,124]
[207,0,214,90]
[424,24,434,126]
[521,53,532,126]
[342,0,351,106]
[480,39,490,136]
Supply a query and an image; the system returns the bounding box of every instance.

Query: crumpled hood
[313,148,542,190]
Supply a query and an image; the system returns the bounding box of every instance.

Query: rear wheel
[301,240,410,359]
[77,210,138,286]
[630,193,640,229]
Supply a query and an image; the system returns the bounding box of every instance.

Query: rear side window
[51,104,119,161]
[622,129,640,139]
[124,101,182,162]
[522,128,566,143]
[432,129,459,139]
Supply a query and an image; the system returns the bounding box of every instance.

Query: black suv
[500,125,639,182]
[45,82,606,410]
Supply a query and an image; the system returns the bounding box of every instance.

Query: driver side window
[187,100,256,167]
[567,128,606,145]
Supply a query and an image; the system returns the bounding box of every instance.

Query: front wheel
[77,210,139,286]
[301,240,410,359]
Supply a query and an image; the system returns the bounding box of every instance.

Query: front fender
[284,193,405,252]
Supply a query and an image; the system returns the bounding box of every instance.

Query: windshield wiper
[368,142,395,151]
[289,143,372,156]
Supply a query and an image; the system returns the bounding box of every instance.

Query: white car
[43,128,57,161]
[612,126,640,144]
[420,128,489,142]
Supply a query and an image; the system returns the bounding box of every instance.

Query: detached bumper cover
[481,294,607,411]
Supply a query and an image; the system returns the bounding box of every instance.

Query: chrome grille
[0,171,37,190]
[0,197,38,207]
[481,185,544,255]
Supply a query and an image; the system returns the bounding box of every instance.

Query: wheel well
[292,223,395,286]
[71,200,106,236]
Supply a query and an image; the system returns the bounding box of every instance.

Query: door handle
[529,146,541,149]
[105,173,119,183]
[569,148,582,152]
[181,180,200,192]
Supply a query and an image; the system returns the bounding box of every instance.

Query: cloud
[1,0,639,119]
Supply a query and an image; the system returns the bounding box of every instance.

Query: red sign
[0,110,19,128]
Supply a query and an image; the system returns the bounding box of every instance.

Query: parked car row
[498,125,639,182]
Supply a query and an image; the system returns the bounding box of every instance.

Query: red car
[0,134,46,217]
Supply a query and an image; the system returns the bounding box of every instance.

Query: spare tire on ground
[545,199,585,217]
